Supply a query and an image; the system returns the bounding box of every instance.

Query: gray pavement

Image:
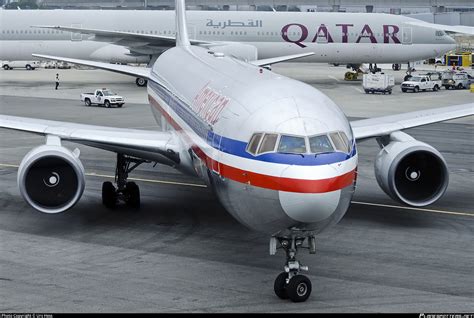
[0,66,473,312]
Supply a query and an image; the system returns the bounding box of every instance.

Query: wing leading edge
[33,54,151,79]
[351,103,474,140]
[406,21,474,35]
[32,25,212,46]
[0,115,181,166]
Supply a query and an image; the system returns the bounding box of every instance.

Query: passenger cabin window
[278,135,307,154]
[246,133,263,155]
[258,134,278,154]
[309,135,334,154]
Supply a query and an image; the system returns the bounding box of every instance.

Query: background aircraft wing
[33,54,151,79]
[351,103,473,140]
[0,115,181,166]
[32,25,212,48]
[251,52,315,67]
[406,21,474,35]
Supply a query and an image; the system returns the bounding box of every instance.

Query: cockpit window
[330,132,350,153]
[278,135,307,154]
[257,133,278,154]
[246,133,263,155]
[309,135,334,154]
[246,131,351,156]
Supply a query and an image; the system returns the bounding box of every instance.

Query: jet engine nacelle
[18,144,85,214]
[209,43,258,62]
[374,132,449,207]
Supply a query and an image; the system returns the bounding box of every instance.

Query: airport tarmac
[0,65,473,312]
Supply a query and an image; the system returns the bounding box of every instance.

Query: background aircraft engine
[208,43,258,62]
[374,134,449,207]
[17,145,85,214]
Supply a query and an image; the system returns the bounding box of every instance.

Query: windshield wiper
[314,151,334,157]
[279,152,305,158]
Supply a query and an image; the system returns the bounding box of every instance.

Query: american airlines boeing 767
[1,0,473,302]
[1,7,470,85]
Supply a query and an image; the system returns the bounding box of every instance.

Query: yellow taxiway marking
[0,163,472,216]
[0,163,207,188]
[86,172,207,188]
[0,163,20,168]
[351,201,473,217]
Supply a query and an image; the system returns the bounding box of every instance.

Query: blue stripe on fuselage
[148,78,357,166]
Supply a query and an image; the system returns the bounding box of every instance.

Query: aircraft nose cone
[279,191,341,223]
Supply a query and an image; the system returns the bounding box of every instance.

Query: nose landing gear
[270,233,316,302]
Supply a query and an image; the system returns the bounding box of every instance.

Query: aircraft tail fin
[175,0,190,47]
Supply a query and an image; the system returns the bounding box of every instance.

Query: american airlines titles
[192,83,230,125]
[281,23,401,48]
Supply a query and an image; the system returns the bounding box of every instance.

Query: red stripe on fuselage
[149,94,356,193]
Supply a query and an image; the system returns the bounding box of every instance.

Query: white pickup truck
[2,60,40,70]
[400,75,441,93]
[80,89,125,108]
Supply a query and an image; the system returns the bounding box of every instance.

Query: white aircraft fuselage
[0,10,456,64]
[148,46,357,234]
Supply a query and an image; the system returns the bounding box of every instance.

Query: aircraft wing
[351,103,474,140]
[251,52,315,67]
[406,21,474,35]
[33,54,151,79]
[32,25,213,48]
[0,115,181,166]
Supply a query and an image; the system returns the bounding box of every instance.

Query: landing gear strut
[404,62,415,81]
[271,232,316,302]
[369,63,381,73]
[102,153,147,209]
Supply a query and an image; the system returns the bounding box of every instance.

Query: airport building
[26,0,474,14]
[3,0,471,27]
[2,1,474,27]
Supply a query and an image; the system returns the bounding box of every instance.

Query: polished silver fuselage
[146,46,357,234]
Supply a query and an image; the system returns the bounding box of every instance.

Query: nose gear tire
[274,272,289,299]
[287,275,312,303]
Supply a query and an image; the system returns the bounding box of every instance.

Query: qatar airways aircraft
[0,7,469,85]
[1,0,473,303]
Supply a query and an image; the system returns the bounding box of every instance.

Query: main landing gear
[102,153,147,209]
[270,232,316,302]
[136,77,148,87]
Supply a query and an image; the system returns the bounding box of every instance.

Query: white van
[2,60,40,70]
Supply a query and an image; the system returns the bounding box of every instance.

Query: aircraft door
[402,27,412,45]
[71,24,82,41]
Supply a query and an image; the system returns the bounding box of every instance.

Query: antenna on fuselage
[175,0,190,47]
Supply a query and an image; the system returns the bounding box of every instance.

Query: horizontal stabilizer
[251,52,315,67]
